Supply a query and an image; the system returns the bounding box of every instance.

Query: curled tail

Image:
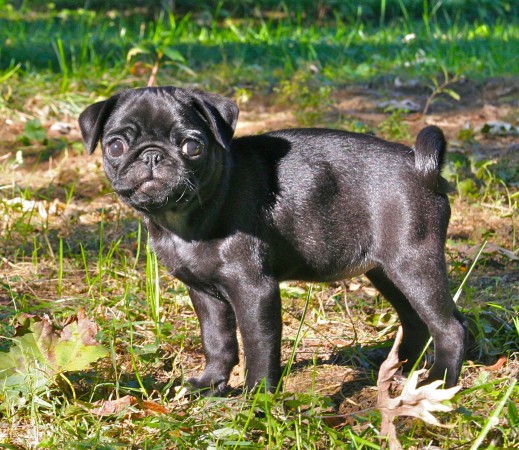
[414,125,450,192]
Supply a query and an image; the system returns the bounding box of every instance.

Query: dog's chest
[147,228,229,289]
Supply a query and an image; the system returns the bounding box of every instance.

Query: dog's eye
[107,139,126,158]
[182,139,203,157]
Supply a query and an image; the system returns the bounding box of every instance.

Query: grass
[0,185,517,447]
[1,4,518,107]
[0,2,518,449]
[0,212,517,449]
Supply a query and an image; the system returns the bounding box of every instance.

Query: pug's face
[78,87,239,214]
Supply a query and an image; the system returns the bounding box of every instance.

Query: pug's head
[78,86,239,214]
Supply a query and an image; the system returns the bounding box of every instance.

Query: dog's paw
[186,376,230,397]
[418,365,459,389]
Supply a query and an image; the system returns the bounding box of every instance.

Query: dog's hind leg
[366,257,467,387]
[366,267,431,370]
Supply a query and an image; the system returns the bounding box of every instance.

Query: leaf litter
[0,309,109,406]
[89,394,169,418]
[376,327,461,450]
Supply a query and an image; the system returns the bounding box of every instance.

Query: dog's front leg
[187,287,239,395]
[228,278,283,392]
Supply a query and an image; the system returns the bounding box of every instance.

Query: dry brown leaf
[457,242,519,261]
[322,414,349,429]
[90,395,134,416]
[90,395,169,418]
[486,354,507,371]
[376,326,461,450]
[377,326,405,450]
[141,399,170,415]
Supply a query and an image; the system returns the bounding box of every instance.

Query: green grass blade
[277,285,313,394]
[469,377,517,450]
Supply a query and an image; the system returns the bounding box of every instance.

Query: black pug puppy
[79,86,467,395]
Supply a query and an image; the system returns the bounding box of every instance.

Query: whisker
[175,184,190,203]
[185,177,203,206]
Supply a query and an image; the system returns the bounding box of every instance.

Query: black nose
[142,150,163,168]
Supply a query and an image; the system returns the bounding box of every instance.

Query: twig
[147,57,161,87]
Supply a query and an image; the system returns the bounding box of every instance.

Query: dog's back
[230,127,450,281]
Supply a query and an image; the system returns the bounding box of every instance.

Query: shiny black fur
[79,86,467,394]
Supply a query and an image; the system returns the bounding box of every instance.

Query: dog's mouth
[114,175,197,213]
[137,179,167,195]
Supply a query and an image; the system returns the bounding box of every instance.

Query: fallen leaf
[142,399,169,415]
[486,355,507,371]
[392,372,461,425]
[322,415,347,428]
[377,327,405,450]
[464,243,518,261]
[0,310,109,406]
[377,327,405,400]
[54,309,110,372]
[481,121,519,136]
[90,395,169,417]
[90,395,134,416]
[376,327,461,450]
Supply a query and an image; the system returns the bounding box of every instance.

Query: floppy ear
[78,95,119,154]
[189,90,239,150]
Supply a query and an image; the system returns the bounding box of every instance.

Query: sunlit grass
[1,7,518,104]
[0,3,517,449]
